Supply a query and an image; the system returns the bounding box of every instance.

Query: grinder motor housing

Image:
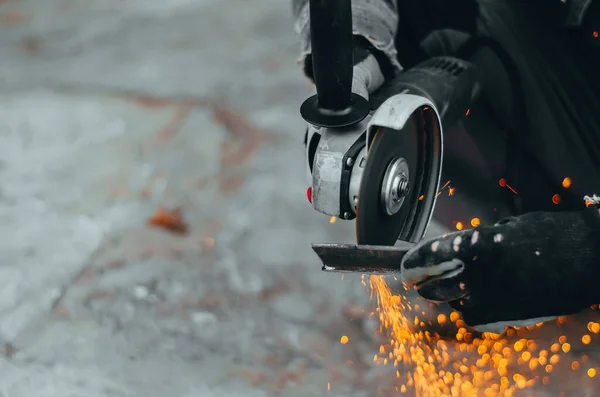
[301,0,478,245]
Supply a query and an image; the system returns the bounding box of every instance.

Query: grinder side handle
[300,0,371,128]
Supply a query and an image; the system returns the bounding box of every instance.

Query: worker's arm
[291,0,403,82]
[291,0,397,103]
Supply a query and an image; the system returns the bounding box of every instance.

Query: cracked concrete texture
[0,1,387,395]
[1,0,599,396]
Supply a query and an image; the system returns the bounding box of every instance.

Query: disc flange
[380,157,410,216]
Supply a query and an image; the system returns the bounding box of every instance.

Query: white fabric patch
[351,54,385,101]
[402,258,464,285]
[584,194,600,205]
[471,231,479,245]
[452,236,462,252]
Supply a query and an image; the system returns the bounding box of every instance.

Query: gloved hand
[348,36,387,101]
[400,205,600,334]
[303,35,389,101]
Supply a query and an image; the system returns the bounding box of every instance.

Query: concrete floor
[0,1,599,396]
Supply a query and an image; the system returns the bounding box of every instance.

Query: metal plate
[356,109,441,245]
[312,243,414,274]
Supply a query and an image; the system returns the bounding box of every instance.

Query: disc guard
[355,102,442,246]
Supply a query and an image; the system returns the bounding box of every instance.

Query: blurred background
[0,0,599,396]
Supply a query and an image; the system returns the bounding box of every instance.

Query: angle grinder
[301,0,479,272]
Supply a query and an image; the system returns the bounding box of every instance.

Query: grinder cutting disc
[356,108,441,246]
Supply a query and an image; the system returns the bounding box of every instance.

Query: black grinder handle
[300,0,370,128]
[308,0,353,112]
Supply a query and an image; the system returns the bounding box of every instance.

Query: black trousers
[395,0,600,228]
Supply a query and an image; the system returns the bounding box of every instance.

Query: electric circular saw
[302,0,479,273]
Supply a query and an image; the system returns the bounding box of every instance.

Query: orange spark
[450,311,460,322]
[499,178,518,194]
[435,181,453,198]
[542,376,550,385]
[582,335,591,345]
[593,31,598,38]
[437,314,447,325]
[471,217,481,227]
[559,335,567,344]
[329,216,337,224]
[465,108,471,116]
[561,177,572,188]
[456,221,464,230]
[552,194,561,204]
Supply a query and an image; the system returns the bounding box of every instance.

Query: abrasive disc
[355,110,441,246]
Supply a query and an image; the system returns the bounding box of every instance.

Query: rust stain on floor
[147,205,189,235]
[132,95,208,110]
[154,105,193,143]
[212,105,271,194]
[0,11,31,25]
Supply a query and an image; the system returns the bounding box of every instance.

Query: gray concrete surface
[0,0,599,396]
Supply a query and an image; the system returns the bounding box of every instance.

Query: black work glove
[582,0,600,48]
[401,206,600,333]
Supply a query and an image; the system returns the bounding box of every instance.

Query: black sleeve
[395,0,480,67]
